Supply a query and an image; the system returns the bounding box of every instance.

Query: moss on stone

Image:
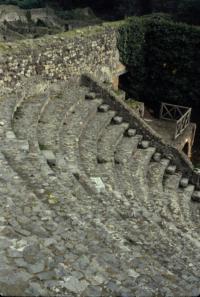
[126,99,142,110]
[47,193,59,205]
[0,20,124,54]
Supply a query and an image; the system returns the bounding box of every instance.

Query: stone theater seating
[0,75,199,296]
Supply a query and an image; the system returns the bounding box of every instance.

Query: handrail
[174,108,191,139]
[160,102,192,139]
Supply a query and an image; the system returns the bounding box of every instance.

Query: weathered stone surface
[191,191,200,202]
[23,243,40,264]
[166,164,177,174]
[0,5,27,24]
[98,104,110,112]
[140,140,150,149]
[85,92,96,100]
[113,115,123,124]
[27,261,45,274]
[153,152,162,162]
[25,282,47,297]
[90,177,106,194]
[0,24,120,88]
[42,150,56,166]
[61,276,89,293]
[180,177,189,188]
[6,131,16,139]
[127,128,136,137]
[0,268,31,296]
[0,76,199,297]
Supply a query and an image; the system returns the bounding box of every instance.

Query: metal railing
[160,102,192,139]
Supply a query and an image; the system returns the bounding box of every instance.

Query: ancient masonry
[0,22,200,297]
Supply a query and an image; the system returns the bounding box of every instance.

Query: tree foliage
[0,0,199,26]
[118,15,200,108]
[0,0,45,8]
[177,0,200,25]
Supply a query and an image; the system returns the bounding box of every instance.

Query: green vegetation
[0,0,45,8]
[118,17,146,100]
[0,0,199,26]
[177,0,200,25]
[126,99,143,110]
[118,14,200,108]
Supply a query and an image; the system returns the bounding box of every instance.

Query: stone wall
[0,22,123,87]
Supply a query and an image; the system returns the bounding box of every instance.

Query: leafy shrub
[144,17,200,107]
[118,17,146,99]
[118,14,200,108]
[177,0,200,25]
[0,0,45,8]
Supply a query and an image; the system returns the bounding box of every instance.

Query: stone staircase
[0,76,199,296]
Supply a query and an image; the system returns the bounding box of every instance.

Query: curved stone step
[147,158,172,215]
[79,110,116,175]
[59,98,103,168]
[1,80,200,295]
[38,86,87,152]
[13,93,50,144]
[1,153,162,296]
[190,190,200,227]
[84,179,200,289]
[91,194,200,293]
[93,122,130,191]
[178,185,200,231]
[164,172,182,191]
[0,95,17,133]
[12,86,100,197]
[130,147,156,206]
[0,151,60,239]
[114,134,142,199]
[163,173,184,223]
[148,158,170,192]
[115,145,155,208]
[131,147,156,179]
[12,93,54,178]
[97,122,129,163]
[115,134,143,164]
[120,214,200,285]
[1,148,199,297]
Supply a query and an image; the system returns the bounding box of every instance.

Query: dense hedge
[118,15,200,109]
[118,17,146,99]
[176,0,200,25]
[145,18,200,107]
[0,0,45,8]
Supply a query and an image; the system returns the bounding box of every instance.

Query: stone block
[153,152,162,162]
[166,165,176,175]
[191,191,200,202]
[98,104,110,112]
[113,116,123,124]
[179,178,189,188]
[85,92,96,100]
[90,177,105,194]
[140,140,150,149]
[6,131,16,139]
[127,129,136,137]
